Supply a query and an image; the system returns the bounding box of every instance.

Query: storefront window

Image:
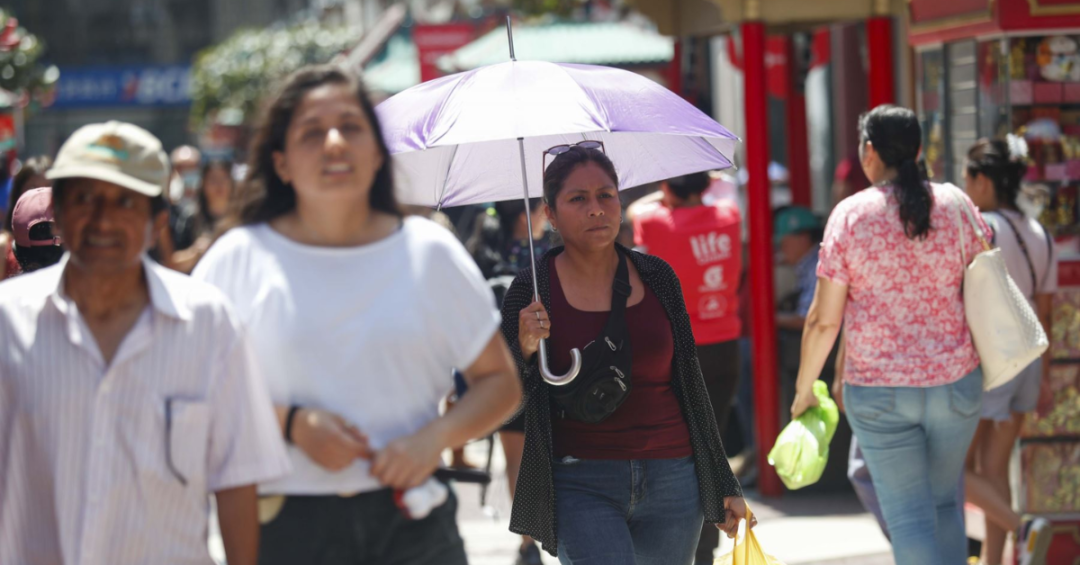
[1006,35,1080,238]
[948,41,979,184]
[917,48,947,182]
[978,39,1009,140]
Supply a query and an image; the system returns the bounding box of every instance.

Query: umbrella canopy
[377,56,740,385]
[376,60,738,208]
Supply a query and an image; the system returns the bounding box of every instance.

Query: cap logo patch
[85,134,130,163]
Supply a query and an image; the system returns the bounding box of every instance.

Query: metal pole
[518,138,541,302]
[743,19,783,498]
[786,34,812,208]
[506,16,516,62]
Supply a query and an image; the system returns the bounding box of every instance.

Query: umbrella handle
[538,339,581,386]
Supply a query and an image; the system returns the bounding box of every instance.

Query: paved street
[454,440,895,565]
[209,440,894,564]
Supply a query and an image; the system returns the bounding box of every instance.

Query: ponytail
[859,105,933,240]
[896,158,933,239]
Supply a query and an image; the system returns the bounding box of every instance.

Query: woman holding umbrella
[194,65,521,563]
[501,144,749,564]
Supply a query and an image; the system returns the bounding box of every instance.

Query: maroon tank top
[548,256,692,460]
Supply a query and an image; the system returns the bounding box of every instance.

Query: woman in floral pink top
[790,105,988,565]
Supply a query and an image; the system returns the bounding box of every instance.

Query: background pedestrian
[963,136,1055,565]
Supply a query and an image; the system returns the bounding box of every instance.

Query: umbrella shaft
[517,137,541,302]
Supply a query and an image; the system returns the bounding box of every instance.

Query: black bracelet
[284,405,302,444]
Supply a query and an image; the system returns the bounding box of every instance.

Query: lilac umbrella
[376,27,739,385]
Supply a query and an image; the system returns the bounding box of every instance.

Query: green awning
[438,22,673,73]
[363,33,420,95]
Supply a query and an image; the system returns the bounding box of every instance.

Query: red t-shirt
[548,257,692,460]
[633,202,741,345]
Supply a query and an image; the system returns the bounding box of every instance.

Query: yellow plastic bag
[714,504,785,565]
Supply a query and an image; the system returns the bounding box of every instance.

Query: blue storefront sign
[53,66,192,108]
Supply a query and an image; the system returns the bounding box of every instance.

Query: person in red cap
[10,186,64,273]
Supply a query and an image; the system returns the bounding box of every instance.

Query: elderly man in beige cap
[0,121,290,565]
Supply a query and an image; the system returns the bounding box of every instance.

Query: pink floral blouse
[818,183,989,387]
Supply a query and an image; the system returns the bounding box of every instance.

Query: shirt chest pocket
[164,398,212,488]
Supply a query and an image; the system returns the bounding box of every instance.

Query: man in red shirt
[631,172,742,565]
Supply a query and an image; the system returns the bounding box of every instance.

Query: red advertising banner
[414,23,477,83]
[1035,0,1080,8]
[908,0,990,24]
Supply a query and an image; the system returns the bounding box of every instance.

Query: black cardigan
[500,245,743,557]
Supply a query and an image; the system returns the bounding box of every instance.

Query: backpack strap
[1042,224,1054,292]
[603,248,632,346]
[994,211,1038,293]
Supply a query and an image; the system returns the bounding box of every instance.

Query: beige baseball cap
[45,121,170,197]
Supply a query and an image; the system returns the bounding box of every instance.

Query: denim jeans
[844,368,983,565]
[553,456,704,565]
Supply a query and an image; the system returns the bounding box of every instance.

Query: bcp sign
[53,66,191,108]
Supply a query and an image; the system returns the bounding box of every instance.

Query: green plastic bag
[767,380,840,490]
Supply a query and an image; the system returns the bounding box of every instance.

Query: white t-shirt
[984,209,1058,305]
[193,216,500,495]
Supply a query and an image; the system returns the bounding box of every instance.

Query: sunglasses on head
[542,140,606,172]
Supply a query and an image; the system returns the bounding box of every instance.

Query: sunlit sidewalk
[455,440,894,565]
[208,439,894,565]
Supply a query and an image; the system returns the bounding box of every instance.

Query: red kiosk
[632,0,900,497]
[909,0,1080,560]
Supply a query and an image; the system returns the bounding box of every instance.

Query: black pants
[258,487,468,565]
[693,339,741,565]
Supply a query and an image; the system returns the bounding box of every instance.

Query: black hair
[493,198,542,241]
[542,146,619,210]
[666,172,710,200]
[51,178,168,219]
[13,237,64,273]
[234,64,399,226]
[5,156,52,232]
[195,159,235,235]
[466,198,544,279]
[859,105,932,240]
[966,138,1027,210]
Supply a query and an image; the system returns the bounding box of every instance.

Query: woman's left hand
[717,497,756,539]
[371,429,445,490]
[790,387,820,419]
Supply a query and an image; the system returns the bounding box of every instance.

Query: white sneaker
[1018,517,1051,565]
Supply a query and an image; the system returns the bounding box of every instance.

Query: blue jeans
[844,368,983,565]
[553,456,704,565]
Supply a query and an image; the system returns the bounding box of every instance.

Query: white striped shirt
[0,254,291,565]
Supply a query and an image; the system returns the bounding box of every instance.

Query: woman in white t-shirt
[194,65,521,564]
[962,136,1055,565]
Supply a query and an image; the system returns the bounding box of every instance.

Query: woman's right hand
[291,408,372,472]
[518,300,551,360]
